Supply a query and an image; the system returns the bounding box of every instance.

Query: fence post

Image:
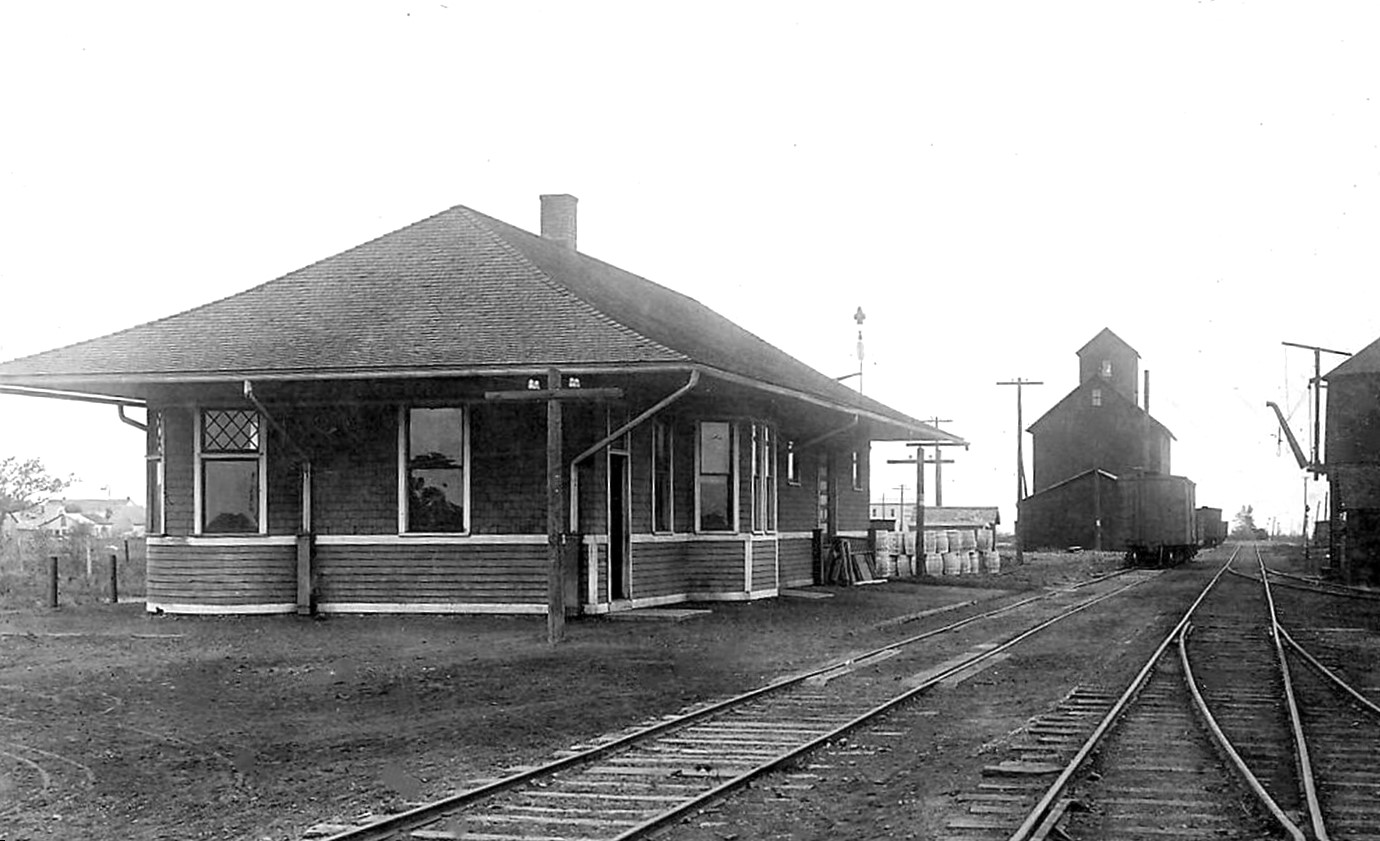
[110,552,119,604]
[48,555,59,608]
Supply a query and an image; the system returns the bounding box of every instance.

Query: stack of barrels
[882,529,1000,577]
[910,527,999,574]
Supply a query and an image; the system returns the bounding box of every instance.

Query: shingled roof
[1076,327,1139,359]
[0,203,955,440]
[1325,334,1380,379]
[1028,376,1175,440]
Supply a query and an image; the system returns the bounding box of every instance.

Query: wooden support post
[48,555,59,608]
[547,369,565,644]
[484,372,622,642]
[109,552,119,604]
[915,447,925,572]
[296,534,313,616]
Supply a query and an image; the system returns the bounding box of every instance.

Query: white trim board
[314,534,549,546]
[317,602,546,615]
[149,536,298,547]
[145,601,297,615]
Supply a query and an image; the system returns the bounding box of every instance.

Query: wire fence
[0,531,146,608]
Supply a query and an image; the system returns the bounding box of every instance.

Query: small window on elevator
[1091,388,1103,407]
[1100,359,1113,379]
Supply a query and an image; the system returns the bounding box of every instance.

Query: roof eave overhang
[694,366,965,444]
[0,362,966,444]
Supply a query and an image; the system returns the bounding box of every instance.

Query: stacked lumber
[822,540,882,586]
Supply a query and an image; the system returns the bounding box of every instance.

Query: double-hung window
[697,421,734,532]
[402,407,469,533]
[146,410,164,535]
[751,423,776,532]
[199,409,264,534]
[652,420,674,533]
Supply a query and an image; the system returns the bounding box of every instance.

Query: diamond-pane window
[203,410,260,453]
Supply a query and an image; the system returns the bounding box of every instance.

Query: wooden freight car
[1122,474,1198,567]
[1195,506,1226,548]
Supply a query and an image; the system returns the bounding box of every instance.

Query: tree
[1230,505,1258,539]
[0,456,72,518]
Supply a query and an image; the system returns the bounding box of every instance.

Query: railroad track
[1010,544,1380,841]
[310,569,1159,841]
[1262,565,1380,601]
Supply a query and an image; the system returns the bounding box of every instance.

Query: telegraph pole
[997,378,1043,563]
[889,440,966,573]
[921,418,953,508]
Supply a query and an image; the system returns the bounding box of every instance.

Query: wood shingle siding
[162,407,195,536]
[309,405,398,535]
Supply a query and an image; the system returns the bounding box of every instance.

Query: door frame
[607,447,632,601]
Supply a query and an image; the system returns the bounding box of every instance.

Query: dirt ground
[1,549,1155,840]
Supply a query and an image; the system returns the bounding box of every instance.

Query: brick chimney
[540,194,577,251]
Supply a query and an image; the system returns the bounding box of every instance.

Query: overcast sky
[2,2,1376,534]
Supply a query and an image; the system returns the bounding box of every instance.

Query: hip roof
[0,203,957,441]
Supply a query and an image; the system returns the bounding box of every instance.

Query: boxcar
[1195,506,1226,548]
[1122,474,1198,567]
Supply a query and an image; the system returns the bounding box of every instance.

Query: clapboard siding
[147,541,295,606]
[315,543,545,604]
[628,542,688,600]
[684,540,746,592]
[779,537,814,587]
[750,539,778,590]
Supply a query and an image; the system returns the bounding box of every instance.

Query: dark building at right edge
[1324,334,1380,584]
[1019,328,1195,555]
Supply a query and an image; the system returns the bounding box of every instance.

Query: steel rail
[1177,624,1306,841]
[1262,565,1380,601]
[320,570,1146,841]
[1256,546,1330,841]
[608,576,1150,841]
[1008,547,1280,841]
[1277,624,1380,718]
